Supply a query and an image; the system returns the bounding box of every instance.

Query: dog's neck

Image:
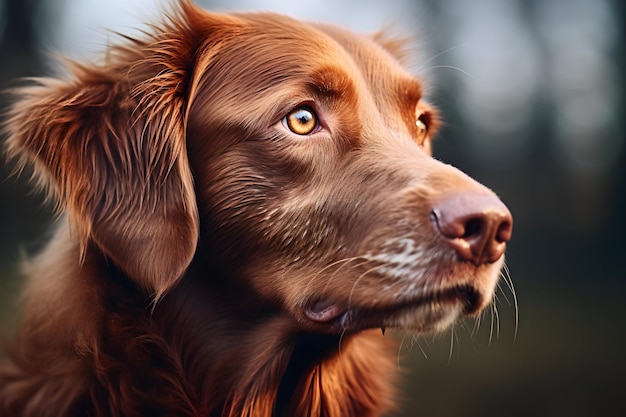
[274,332,341,417]
[2,232,396,417]
[154,263,397,417]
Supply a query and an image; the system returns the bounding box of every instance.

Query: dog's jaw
[303,280,488,334]
[301,247,504,335]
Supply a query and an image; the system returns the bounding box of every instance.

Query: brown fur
[0,1,511,416]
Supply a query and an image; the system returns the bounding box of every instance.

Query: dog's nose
[431,193,513,265]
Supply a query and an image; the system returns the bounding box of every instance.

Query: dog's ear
[3,7,210,299]
[371,29,414,67]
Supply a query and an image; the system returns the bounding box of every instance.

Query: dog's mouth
[303,284,483,334]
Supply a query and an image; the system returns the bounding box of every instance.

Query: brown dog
[0,1,512,416]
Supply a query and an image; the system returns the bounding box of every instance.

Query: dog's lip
[304,299,346,323]
[304,284,482,331]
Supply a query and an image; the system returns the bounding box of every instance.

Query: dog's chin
[303,284,486,334]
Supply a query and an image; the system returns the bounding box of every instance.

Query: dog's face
[6,5,511,336]
[185,13,512,334]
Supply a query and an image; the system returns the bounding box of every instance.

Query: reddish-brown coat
[0,1,510,416]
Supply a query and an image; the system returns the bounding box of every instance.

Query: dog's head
[4,1,511,334]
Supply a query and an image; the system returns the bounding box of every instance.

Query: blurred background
[0,0,623,416]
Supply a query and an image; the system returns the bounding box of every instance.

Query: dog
[0,1,512,416]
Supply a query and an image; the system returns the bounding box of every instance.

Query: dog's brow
[394,79,439,140]
[397,79,423,110]
[307,66,357,102]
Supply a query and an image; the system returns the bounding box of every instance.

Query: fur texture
[0,1,511,416]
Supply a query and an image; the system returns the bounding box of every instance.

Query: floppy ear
[4,23,202,299]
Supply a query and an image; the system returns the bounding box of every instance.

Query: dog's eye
[415,114,428,141]
[283,107,318,135]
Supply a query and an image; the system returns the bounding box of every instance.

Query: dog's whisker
[447,327,455,365]
[415,43,465,73]
[316,256,359,277]
[472,308,483,338]
[405,333,429,361]
[460,317,474,336]
[304,256,358,296]
[496,280,512,306]
[494,302,501,341]
[338,329,347,357]
[347,262,391,310]
[420,64,472,78]
[306,256,359,295]
[318,258,372,299]
[397,334,406,368]
[414,335,429,360]
[488,303,496,346]
[501,261,519,342]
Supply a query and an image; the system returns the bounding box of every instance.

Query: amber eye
[283,106,318,135]
[415,113,429,142]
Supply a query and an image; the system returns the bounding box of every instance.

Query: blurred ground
[0,0,624,416]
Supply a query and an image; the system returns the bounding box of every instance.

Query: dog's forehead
[190,11,426,135]
[313,22,406,73]
[311,22,424,102]
[228,12,413,82]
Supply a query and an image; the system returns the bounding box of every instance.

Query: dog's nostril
[462,218,482,239]
[495,217,513,243]
[431,193,513,265]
